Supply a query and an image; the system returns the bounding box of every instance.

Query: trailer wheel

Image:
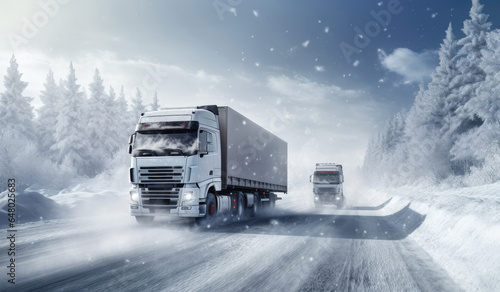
[196,193,217,227]
[236,192,245,219]
[250,195,260,217]
[135,216,154,225]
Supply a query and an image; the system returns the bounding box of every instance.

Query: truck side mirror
[206,132,214,152]
[128,134,134,154]
[309,175,313,183]
[199,131,208,155]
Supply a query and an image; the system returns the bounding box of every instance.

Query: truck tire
[250,195,260,217]
[196,193,217,227]
[236,192,245,219]
[136,216,154,225]
[337,197,345,209]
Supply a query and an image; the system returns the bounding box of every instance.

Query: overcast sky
[1,0,499,185]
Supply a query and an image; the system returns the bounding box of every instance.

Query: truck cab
[128,106,222,224]
[310,163,344,208]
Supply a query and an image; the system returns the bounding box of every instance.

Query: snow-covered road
[1,201,461,292]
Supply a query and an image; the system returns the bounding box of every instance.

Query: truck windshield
[132,131,198,157]
[313,172,341,184]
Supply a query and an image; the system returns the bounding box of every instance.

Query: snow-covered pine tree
[0,55,36,185]
[0,55,36,140]
[448,0,492,174]
[362,134,383,185]
[117,86,136,135]
[456,30,500,180]
[362,109,407,185]
[86,68,116,174]
[150,91,160,111]
[384,109,408,184]
[37,69,60,157]
[403,24,460,182]
[130,87,146,120]
[105,85,126,154]
[52,62,93,177]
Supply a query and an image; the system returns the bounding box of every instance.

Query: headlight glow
[130,189,139,202]
[182,191,195,204]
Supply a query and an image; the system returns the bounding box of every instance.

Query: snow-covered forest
[0,58,155,189]
[363,0,500,187]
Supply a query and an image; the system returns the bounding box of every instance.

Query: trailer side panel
[219,106,287,192]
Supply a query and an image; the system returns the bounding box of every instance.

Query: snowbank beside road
[0,171,128,227]
[0,191,66,226]
[376,184,500,291]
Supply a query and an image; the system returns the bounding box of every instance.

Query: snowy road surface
[2,202,461,291]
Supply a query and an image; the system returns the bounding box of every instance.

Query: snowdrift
[370,184,500,291]
[0,191,66,227]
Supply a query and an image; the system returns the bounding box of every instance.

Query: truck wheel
[337,197,345,209]
[250,195,260,217]
[136,216,154,225]
[236,192,245,219]
[196,193,217,227]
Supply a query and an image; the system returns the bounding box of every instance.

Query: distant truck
[310,163,344,208]
[128,105,287,225]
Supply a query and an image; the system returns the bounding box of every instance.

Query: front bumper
[130,186,204,217]
[314,194,343,205]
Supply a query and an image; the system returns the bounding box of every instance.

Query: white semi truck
[128,105,287,225]
[310,163,344,208]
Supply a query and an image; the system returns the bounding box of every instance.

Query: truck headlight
[182,191,195,205]
[130,189,139,202]
[314,196,319,201]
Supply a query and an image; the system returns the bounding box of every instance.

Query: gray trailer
[219,106,287,193]
[128,105,287,225]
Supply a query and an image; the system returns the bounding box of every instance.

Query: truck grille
[138,166,184,184]
[141,186,180,208]
[317,188,339,195]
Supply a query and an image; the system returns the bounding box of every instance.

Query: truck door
[199,130,219,182]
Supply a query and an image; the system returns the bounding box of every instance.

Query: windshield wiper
[132,149,157,157]
[162,148,185,156]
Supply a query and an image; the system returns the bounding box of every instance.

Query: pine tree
[403,24,460,181]
[37,69,60,156]
[0,55,36,185]
[117,85,137,134]
[131,87,146,118]
[435,23,460,120]
[150,91,160,111]
[448,0,491,174]
[52,62,93,177]
[456,30,500,166]
[86,68,115,173]
[106,85,125,154]
[0,55,35,140]
[362,110,407,185]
